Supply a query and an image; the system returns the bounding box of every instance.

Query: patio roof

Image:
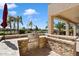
[48,3,79,24]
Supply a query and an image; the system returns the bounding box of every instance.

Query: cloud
[8,4,17,9]
[9,11,16,16]
[0,3,4,9]
[23,9,38,16]
[0,3,17,9]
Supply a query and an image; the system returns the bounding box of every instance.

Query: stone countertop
[47,34,78,41]
[0,34,28,39]
[0,35,46,39]
[6,37,28,41]
[39,36,47,38]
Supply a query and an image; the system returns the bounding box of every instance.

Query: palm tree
[10,16,16,34]
[35,25,38,31]
[45,21,48,29]
[45,26,48,29]
[28,20,33,30]
[16,16,23,33]
[13,17,16,33]
[7,16,12,34]
[55,21,65,35]
[16,16,19,32]
[7,16,23,34]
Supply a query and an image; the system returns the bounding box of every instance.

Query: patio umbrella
[0,3,8,41]
[1,3,8,28]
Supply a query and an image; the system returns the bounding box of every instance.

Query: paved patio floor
[0,39,19,56]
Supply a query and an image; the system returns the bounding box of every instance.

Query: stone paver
[0,39,19,56]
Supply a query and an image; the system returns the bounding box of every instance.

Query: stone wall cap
[39,36,47,38]
[47,34,77,40]
[47,37,75,45]
[7,37,28,41]
[0,34,28,39]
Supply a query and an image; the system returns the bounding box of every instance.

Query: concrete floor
[0,39,19,56]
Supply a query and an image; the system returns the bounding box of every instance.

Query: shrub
[19,29,26,34]
[35,26,38,31]
[0,32,11,35]
[0,32,5,35]
[27,29,32,33]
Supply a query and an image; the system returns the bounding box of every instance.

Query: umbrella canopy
[1,3,8,28]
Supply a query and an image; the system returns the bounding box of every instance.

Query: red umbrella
[1,3,8,28]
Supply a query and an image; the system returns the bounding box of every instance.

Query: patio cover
[48,3,79,24]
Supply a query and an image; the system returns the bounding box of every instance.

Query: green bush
[0,32,11,35]
[19,29,26,34]
[0,32,5,35]
[27,29,32,33]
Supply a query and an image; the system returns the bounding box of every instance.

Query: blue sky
[0,3,48,29]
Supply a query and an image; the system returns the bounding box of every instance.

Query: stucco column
[73,24,76,36]
[65,22,69,36]
[48,16,54,34]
